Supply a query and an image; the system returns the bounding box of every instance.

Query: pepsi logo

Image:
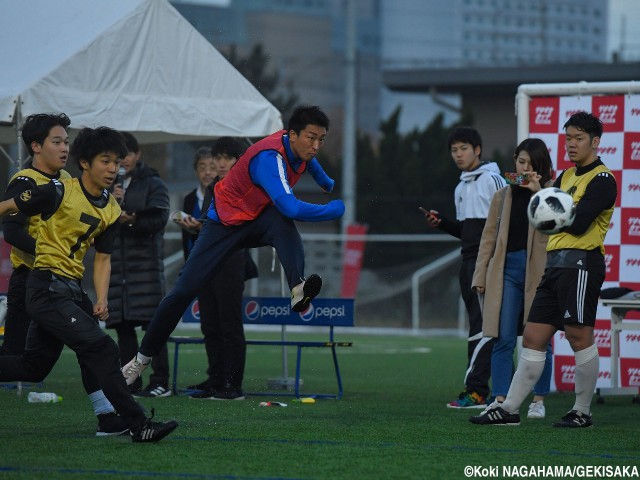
[245,300,260,321]
[190,300,200,321]
[299,304,315,322]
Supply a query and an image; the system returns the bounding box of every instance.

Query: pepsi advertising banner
[182,296,354,327]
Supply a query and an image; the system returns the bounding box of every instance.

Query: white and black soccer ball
[527,187,576,235]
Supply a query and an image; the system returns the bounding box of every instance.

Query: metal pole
[340,0,356,234]
[13,98,23,396]
[280,265,288,380]
[515,91,530,144]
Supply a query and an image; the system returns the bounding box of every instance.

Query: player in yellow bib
[1,113,131,436]
[0,126,177,443]
[2,114,72,355]
[471,111,617,428]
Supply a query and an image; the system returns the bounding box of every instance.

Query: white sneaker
[122,356,149,386]
[527,400,546,419]
[291,274,322,312]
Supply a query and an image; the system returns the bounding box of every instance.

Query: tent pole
[14,96,24,169]
[0,145,13,165]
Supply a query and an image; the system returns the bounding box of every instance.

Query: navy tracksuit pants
[140,206,305,357]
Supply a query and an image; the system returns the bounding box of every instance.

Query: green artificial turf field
[1,330,639,479]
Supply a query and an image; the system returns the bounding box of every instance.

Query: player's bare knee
[564,325,594,352]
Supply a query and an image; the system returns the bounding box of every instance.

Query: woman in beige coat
[472,138,554,419]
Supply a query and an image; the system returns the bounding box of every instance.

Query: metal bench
[169,296,354,399]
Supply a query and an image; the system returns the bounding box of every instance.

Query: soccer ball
[527,187,576,234]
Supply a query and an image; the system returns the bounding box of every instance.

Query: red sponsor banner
[620,358,640,387]
[623,132,640,170]
[0,238,12,293]
[529,97,559,133]
[531,93,640,391]
[556,134,574,171]
[623,331,640,346]
[597,364,612,386]
[626,95,640,129]
[606,205,621,246]
[596,144,620,159]
[594,319,611,357]
[621,208,640,244]
[622,171,640,207]
[340,223,368,298]
[612,170,623,207]
[593,95,625,132]
[554,355,576,392]
[604,244,620,283]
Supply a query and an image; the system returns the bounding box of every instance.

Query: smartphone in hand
[504,172,529,185]
[419,206,440,224]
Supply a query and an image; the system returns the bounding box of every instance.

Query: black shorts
[527,267,604,330]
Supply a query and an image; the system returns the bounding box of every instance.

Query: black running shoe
[186,380,214,391]
[96,412,130,437]
[291,274,322,312]
[212,389,245,401]
[469,406,521,426]
[189,389,218,399]
[131,410,178,443]
[552,410,593,428]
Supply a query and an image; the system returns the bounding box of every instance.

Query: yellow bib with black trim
[8,168,72,269]
[546,164,613,254]
[34,178,121,279]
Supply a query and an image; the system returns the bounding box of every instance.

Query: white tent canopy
[0,0,282,151]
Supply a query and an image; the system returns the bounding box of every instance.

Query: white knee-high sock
[501,348,546,414]
[89,390,115,416]
[572,344,599,416]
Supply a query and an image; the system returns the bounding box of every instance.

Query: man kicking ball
[122,105,345,384]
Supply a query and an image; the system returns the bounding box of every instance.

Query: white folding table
[597,293,640,401]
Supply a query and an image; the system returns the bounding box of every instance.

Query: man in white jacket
[422,126,506,409]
